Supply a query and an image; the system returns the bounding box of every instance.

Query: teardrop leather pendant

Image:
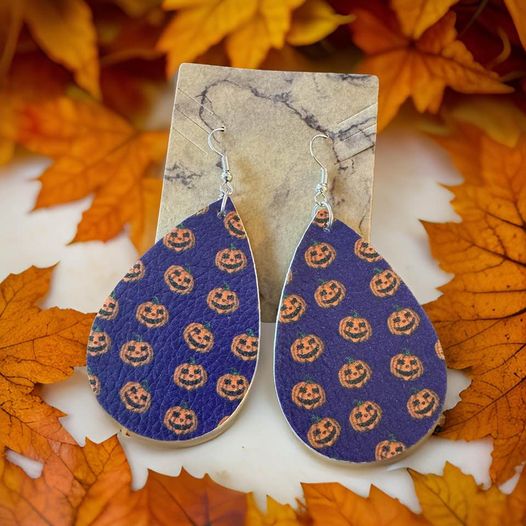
[87,198,260,445]
[274,211,446,463]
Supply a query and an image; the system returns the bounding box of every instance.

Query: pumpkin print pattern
[86,198,259,443]
[275,215,447,463]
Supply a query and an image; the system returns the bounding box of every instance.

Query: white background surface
[0,116,504,511]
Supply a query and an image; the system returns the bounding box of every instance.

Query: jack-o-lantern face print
[231,332,258,361]
[163,406,198,435]
[163,226,195,252]
[338,359,372,389]
[305,242,336,269]
[354,239,382,262]
[224,211,246,239]
[207,287,239,314]
[123,260,145,282]
[388,308,420,336]
[98,295,119,320]
[307,417,341,449]
[435,340,445,360]
[164,265,194,294]
[87,329,111,356]
[370,269,400,298]
[136,301,169,328]
[338,315,372,342]
[88,373,100,395]
[216,373,249,401]
[215,247,247,273]
[174,363,208,390]
[375,439,406,461]
[183,323,214,352]
[292,381,326,410]
[279,294,306,323]
[313,208,329,229]
[120,340,154,366]
[119,382,151,413]
[290,334,324,363]
[349,401,382,432]
[407,389,439,419]
[314,280,346,308]
[390,352,424,381]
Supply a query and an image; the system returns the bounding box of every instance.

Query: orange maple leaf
[0,436,247,525]
[423,120,526,484]
[351,3,513,130]
[0,266,93,463]
[15,97,168,252]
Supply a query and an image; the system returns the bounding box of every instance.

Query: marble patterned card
[156,64,378,321]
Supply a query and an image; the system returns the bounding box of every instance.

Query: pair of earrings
[86,128,446,465]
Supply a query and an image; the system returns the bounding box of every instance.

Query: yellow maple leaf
[302,482,430,525]
[0,267,93,463]
[423,121,526,484]
[1,0,100,98]
[15,97,168,252]
[352,7,513,130]
[246,494,302,525]
[410,462,526,526]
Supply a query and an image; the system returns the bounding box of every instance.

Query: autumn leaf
[504,0,526,51]
[16,97,168,252]
[423,121,526,484]
[0,266,93,464]
[246,494,303,525]
[352,4,513,130]
[0,436,247,525]
[2,0,100,98]
[410,462,526,526]
[303,481,430,526]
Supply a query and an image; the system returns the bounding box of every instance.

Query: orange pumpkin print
[290,334,324,363]
[370,269,400,298]
[87,328,111,356]
[375,438,406,461]
[123,260,145,282]
[313,208,329,229]
[119,339,154,366]
[349,401,382,432]
[136,299,169,328]
[307,417,341,449]
[390,351,424,381]
[98,294,119,320]
[354,238,382,262]
[215,246,247,273]
[291,381,326,410]
[279,294,306,323]
[174,362,208,390]
[183,322,214,352]
[88,372,100,395]
[119,381,151,413]
[314,280,346,308]
[338,314,372,342]
[231,331,258,361]
[387,307,420,336]
[304,242,336,269]
[163,226,195,252]
[164,265,194,294]
[338,359,371,389]
[224,211,246,239]
[435,340,445,360]
[163,405,198,435]
[207,287,239,314]
[407,388,440,419]
[216,372,249,401]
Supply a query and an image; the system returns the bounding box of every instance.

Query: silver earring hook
[309,133,334,231]
[207,126,233,216]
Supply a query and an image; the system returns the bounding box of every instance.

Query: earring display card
[156,64,378,321]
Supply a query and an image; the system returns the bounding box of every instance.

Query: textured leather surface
[87,198,260,442]
[274,216,447,463]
